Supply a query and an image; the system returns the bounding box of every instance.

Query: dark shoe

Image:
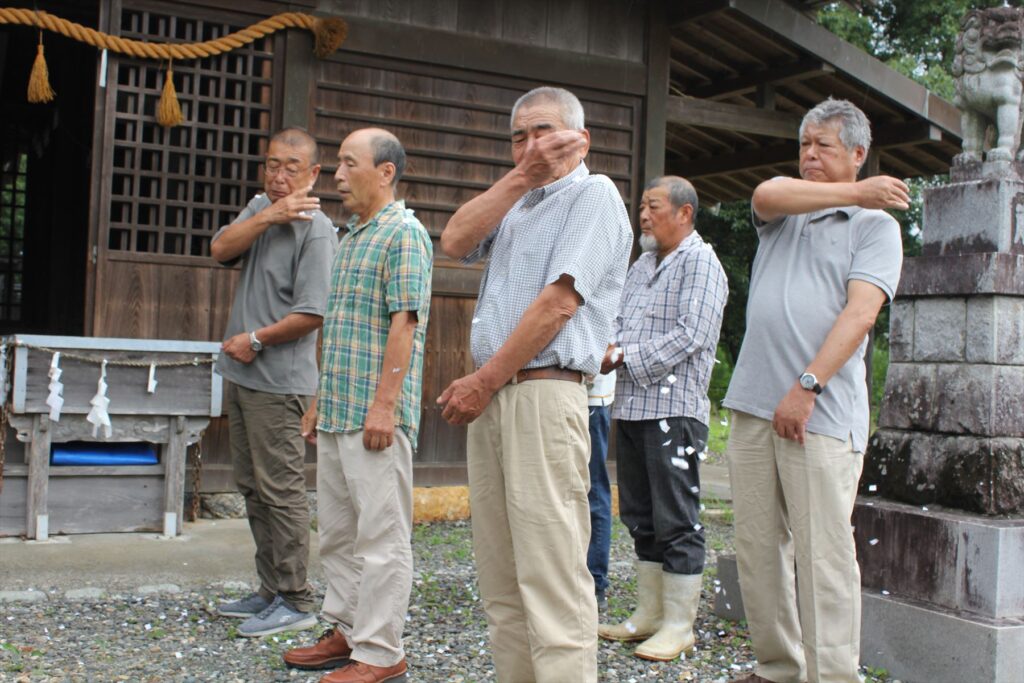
[321,658,408,683]
[217,592,271,618]
[284,628,353,670]
[236,595,317,637]
[728,674,775,683]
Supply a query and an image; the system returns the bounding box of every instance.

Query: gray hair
[799,97,872,157]
[270,127,319,165]
[370,131,406,187]
[510,87,585,130]
[646,175,698,216]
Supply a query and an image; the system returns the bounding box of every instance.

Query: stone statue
[951,6,1024,164]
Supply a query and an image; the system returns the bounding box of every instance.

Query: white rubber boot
[634,572,702,661]
[597,561,663,642]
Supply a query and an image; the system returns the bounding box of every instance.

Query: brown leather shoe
[320,658,408,683]
[283,628,352,670]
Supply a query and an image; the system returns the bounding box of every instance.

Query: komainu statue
[951,7,1024,165]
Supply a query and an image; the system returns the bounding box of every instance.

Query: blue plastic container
[51,441,159,466]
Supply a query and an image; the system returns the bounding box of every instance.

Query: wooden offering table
[0,335,222,540]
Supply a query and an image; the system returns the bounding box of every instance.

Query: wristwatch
[248,331,263,352]
[799,372,822,395]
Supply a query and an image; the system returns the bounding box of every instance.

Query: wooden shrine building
[0,0,961,494]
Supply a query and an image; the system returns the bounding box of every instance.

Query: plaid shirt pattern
[612,231,728,425]
[317,200,432,448]
[462,162,632,375]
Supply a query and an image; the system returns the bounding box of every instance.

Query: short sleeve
[751,177,789,235]
[386,222,433,314]
[290,216,337,317]
[545,177,629,304]
[211,194,265,267]
[849,211,903,303]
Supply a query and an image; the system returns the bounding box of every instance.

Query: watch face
[800,373,815,390]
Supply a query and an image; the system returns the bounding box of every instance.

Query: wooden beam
[687,59,834,99]
[667,96,800,139]
[668,0,729,27]
[679,143,796,178]
[873,122,943,148]
[339,16,646,96]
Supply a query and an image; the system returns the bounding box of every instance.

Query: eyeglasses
[263,162,309,179]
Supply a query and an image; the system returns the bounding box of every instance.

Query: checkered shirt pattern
[611,231,728,425]
[462,162,632,376]
[317,200,432,449]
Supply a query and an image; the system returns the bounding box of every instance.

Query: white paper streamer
[147,363,158,394]
[0,343,8,406]
[86,360,112,438]
[46,352,65,421]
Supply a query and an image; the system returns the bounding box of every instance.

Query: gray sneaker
[217,592,271,618]
[236,596,317,637]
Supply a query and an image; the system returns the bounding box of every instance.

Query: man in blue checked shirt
[598,176,728,662]
[438,86,632,683]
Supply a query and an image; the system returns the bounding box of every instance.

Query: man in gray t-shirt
[722,99,907,683]
[211,128,336,637]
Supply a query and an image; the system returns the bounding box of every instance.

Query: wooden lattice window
[106,5,275,257]
[0,147,26,322]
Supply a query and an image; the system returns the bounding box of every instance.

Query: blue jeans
[587,405,612,593]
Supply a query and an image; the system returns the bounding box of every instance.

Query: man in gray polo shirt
[211,128,336,637]
[723,99,909,683]
[437,86,632,683]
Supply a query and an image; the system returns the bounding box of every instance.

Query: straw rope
[0,8,347,59]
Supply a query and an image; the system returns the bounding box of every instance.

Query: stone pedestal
[861,164,1024,681]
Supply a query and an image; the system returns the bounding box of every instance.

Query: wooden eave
[664,0,962,203]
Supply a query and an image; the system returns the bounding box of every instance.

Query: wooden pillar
[26,414,51,540]
[280,29,314,131]
[163,415,188,536]
[642,0,670,185]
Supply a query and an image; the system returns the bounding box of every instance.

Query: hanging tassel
[27,37,55,104]
[156,61,183,128]
[311,17,348,58]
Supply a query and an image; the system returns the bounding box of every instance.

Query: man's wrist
[475,364,505,394]
[248,331,263,352]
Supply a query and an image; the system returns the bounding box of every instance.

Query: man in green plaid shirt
[284,127,431,683]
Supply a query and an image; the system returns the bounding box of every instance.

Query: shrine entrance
[0,0,97,336]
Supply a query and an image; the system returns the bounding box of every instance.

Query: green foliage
[698,202,758,362]
[707,345,733,407]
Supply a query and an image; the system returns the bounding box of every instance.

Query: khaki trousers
[317,429,413,668]
[226,382,313,611]
[468,379,597,683]
[726,411,864,683]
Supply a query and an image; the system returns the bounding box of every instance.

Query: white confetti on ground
[659,419,670,433]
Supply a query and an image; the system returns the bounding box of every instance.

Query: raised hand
[262,185,320,224]
[518,130,588,188]
[855,175,911,210]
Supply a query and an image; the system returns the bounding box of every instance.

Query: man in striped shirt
[598,176,728,662]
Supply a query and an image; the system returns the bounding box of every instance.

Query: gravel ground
[1,514,887,683]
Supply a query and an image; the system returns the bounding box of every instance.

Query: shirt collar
[347,199,406,234]
[638,230,703,276]
[521,162,589,207]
